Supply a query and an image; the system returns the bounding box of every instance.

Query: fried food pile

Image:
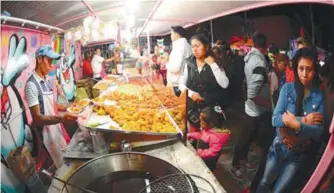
[90,83,186,133]
[68,99,91,113]
[109,106,176,133]
[168,105,186,132]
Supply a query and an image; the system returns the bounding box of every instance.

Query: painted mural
[0,26,82,193]
[1,34,33,193]
[56,44,77,101]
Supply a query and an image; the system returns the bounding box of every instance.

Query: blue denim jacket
[272,82,324,142]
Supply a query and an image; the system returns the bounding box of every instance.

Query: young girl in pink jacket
[187,106,231,171]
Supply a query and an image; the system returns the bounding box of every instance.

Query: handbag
[187,108,200,127]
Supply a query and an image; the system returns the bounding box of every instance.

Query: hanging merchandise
[83,16,93,29]
[91,29,99,41]
[91,17,100,29]
[65,30,73,41]
[157,39,165,56]
[74,29,82,41]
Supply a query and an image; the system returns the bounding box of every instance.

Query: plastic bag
[76,87,89,101]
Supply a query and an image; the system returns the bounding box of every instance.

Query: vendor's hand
[303,112,323,125]
[204,56,216,65]
[191,92,204,103]
[56,104,67,112]
[62,113,79,122]
[283,111,300,131]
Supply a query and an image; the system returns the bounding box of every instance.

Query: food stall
[1,1,333,193]
[49,74,226,193]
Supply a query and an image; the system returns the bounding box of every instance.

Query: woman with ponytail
[179,34,229,129]
[256,48,325,193]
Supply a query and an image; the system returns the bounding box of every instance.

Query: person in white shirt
[91,48,114,80]
[25,45,78,168]
[167,26,192,97]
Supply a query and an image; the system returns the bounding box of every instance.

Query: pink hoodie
[188,129,230,159]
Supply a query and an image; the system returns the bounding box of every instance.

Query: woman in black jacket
[179,34,229,129]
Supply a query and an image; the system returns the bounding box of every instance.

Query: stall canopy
[1,0,333,38]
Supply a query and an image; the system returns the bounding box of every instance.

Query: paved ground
[213,98,263,193]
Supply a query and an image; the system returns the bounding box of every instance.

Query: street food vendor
[24,45,78,168]
[92,47,114,80]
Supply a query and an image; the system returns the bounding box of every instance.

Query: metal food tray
[80,106,183,137]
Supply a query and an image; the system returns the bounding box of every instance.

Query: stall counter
[48,140,226,193]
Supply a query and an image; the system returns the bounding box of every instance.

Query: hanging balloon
[83,26,90,36]
[102,26,109,37]
[65,31,72,41]
[83,16,93,28]
[91,29,99,41]
[74,30,82,41]
[91,17,100,29]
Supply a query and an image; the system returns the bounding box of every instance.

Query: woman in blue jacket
[256,48,325,193]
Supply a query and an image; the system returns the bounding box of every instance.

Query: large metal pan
[60,152,194,193]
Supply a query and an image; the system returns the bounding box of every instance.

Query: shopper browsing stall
[256,48,325,193]
[167,26,192,97]
[91,48,115,80]
[179,34,229,129]
[25,45,78,168]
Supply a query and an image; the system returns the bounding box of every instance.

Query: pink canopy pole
[138,0,163,37]
[301,114,334,193]
[81,0,96,16]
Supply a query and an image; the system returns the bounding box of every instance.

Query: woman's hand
[303,112,323,125]
[282,111,301,131]
[204,56,216,65]
[191,92,204,103]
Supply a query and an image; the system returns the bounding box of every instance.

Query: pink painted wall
[1,26,82,123]
[64,40,83,79]
[1,26,52,123]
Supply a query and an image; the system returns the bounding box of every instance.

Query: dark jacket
[185,56,229,109]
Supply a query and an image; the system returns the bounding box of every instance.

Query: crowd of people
[154,25,333,193]
[21,25,333,193]
[82,47,122,80]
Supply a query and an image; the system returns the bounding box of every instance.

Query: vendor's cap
[171,26,186,38]
[35,45,61,60]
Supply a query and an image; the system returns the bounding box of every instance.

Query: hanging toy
[157,39,164,57]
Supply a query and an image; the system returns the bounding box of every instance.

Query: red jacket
[286,67,294,83]
[83,59,93,77]
[187,129,230,159]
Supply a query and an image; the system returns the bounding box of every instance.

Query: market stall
[47,74,229,193]
[1,1,333,193]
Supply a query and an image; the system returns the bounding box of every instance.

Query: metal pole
[309,4,315,44]
[183,89,188,145]
[147,30,151,76]
[147,31,151,55]
[210,20,214,46]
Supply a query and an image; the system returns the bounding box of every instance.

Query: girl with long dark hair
[256,48,325,193]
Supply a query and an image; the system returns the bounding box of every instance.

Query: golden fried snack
[68,103,83,114]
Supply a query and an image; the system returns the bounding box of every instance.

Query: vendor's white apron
[32,77,67,168]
